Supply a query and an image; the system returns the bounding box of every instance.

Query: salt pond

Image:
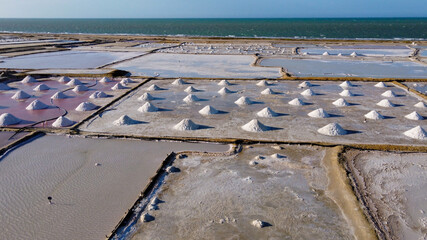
[300,47,413,57]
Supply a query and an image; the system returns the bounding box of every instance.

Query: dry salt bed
[344,150,427,240]
[0,76,141,128]
[260,58,427,78]
[0,50,142,69]
[81,79,426,146]
[0,134,228,240]
[299,47,413,57]
[157,43,293,55]
[129,145,355,240]
[111,53,282,78]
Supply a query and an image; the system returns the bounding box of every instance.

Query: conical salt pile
[89,91,108,99]
[51,91,69,99]
[308,108,330,118]
[113,115,140,126]
[298,81,312,88]
[218,80,230,86]
[405,111,424,120]
[52,116,75,127]
[235,96,253,106]
[138,92,154,101]
[138,102,159,113]
[0,113,21,126]
[58,76,71,83]
[172,78,187,85]
[403,126,427,140]
[257,107,279,117]
[11,90,31,100]
[75,102,98,111]
[256,80,270,87]
[66,78,83,86]
[26,100,49,110]
[173,119,200,131]
[364,110,384,120]
[301,89,315,96]
[199,105,219,115]
[0,83,12,90]
[414,102,427,108]
[377,99,395,107]
[271,153,286,159]
[332,98,350,107]
[375,82,387,88]
[21,75,37,83]
[339,81,354,89]
[339,90,354,97]
[184,86,200,93]
[241,119,270,132]
[111,83,127,90]
[350,52,358,57]
[146,84,161,91]
[261,88,279,95]
[317,123,347,136]
[72,85,89,92]
[33,83,50,91]
[120,78,136,85]
[218,87,233,95]
[381,90,397,98]
[288,98,305,106]
[337,53,343,57]
[322,51,330,56]
[99,77,112,83]
[183,94,200,103]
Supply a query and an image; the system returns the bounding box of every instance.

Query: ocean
[0,18,426,40]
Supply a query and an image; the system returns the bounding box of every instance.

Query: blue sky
[0,0,426,18]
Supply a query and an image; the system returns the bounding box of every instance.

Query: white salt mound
[138,102,159,113]
[99,77,112,83]
[332,98,350,107]
[350,52,358,57]
[184,86,200,93]
[21,75,37,83]
[26,100,49,110]
[120,78,136,85]
[183,94,200,103]
[150,197,161,205]
[271,153,286,159]
[11,90,31,100]
[140,213,154,223]
[414,102,427,108]
[75,102,98,111]
[218,80,230,86]
[89,91,108,99]
[66,78,83,86]
[339,90,354,97]
[308,108,330,118]
[364,110,384,120]
[256,80,269,86]
[199,105,219,115]
[288,98,305,106]
[218,87,233,95]
[52,116,75,127]
[301,89,315,96]
[111,83,127,90]
[33,83,50,91]
[235,96,253,105]
[322,51,330,56]
[375,82,387,88]
[405,111,424,120]
[58,76,71,83]
[261,88,279,95]
[0,83,12,90]
[173,119,199,131]
[51,91,68,99]
[376,99,395,107]
[257,107,279,117]
[298,81,312,88]
[339,81,354,89]
[403,126,427,140]
[251,219,267,228]
[317,123,347,136]
[146,84,161,91]
[113,115,139,126]
[381,90,397,97]
[0,113,21,126]
[241,119,270,132]
[172,78,187,85]
[73,85,89,92]
[138,92,154,101]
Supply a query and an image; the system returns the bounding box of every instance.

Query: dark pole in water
[48,196,52,204]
